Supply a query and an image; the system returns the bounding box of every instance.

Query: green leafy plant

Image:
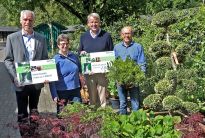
[107,79,118,98]
[100,109,181,137]
[107,57,145,89]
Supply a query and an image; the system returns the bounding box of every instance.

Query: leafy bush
[143,94,162,110]
[154,79,174,96]
[162,96,183,110]
[107,57,145,88]
[182,102,199,114]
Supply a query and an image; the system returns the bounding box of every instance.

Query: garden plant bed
[16,103,205,138]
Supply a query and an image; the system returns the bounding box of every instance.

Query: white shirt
[22,31,35,61]
[90,29,101,38]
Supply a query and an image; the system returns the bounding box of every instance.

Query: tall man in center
[79,13,113,107]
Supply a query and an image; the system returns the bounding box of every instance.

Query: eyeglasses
[122,32,132,35]
[59,43,69,46]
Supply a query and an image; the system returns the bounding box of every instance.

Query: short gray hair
[57,34,70,45]
[87,13,100,22]
[20,10,35,21]
[121,26,134,35]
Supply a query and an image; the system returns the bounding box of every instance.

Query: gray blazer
[4,31,48,91]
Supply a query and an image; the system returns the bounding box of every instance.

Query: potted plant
[106,57,145,109]
[107,57,145,90]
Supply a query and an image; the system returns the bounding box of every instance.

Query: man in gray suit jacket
[4,10,48,122]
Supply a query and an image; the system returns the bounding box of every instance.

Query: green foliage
[149,41,171,60]
[145,0,200,14]
[152,10,177,28]
[181,79,197,92]
[175,43,192,63]
[194,78,205,102]
[60,104,181,138]
[162,96,183,110]
[101,109,181,137]
[140,76,157,99]
[34,1,81,26]
[0,0,202,27]
[155,57,173,70]
[143,94,162,110]
[177,69,197,80]
[69,28,85,52]
[175,78,204,103]
[154,79,174,96]
[182,101,199,114]
[165,70,177,80]
[81,106,117,123]
[107,79,118,98]
[174,89,190,101]
[107,57,145,87]
[142,7,205,114]
[59,102,89,117]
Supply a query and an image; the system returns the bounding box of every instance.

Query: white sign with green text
[15,59,58,85]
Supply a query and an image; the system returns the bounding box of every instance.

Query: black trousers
[16,85,41,121]
[57,88,81,114]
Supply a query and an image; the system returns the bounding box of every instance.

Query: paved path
[0,44,4,61]
[0,46,56,137]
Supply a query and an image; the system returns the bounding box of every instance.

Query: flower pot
[109,98,120,109]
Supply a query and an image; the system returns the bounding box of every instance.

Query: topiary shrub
[182,102,199,114]
[181,79,197,92]
[175,43,192,63]
[165,70,177,80]
[149,41,170,60]
[155,57,173,70]
[152,10,177,28]
[162,95,183,110]
[177,69,197,80]
[143,94,162,111]
[154,79,174,96]
[174,89,189,101]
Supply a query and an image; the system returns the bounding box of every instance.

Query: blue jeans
[117,85,140,114]
[57,88,81,114]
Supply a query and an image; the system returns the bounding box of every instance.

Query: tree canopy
[0,0,202,26]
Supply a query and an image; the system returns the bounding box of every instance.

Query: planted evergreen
[107,57,145,89]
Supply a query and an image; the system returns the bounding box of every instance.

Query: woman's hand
[80,51,87,55]
[53,97,58,103]
[44,80,49,84]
